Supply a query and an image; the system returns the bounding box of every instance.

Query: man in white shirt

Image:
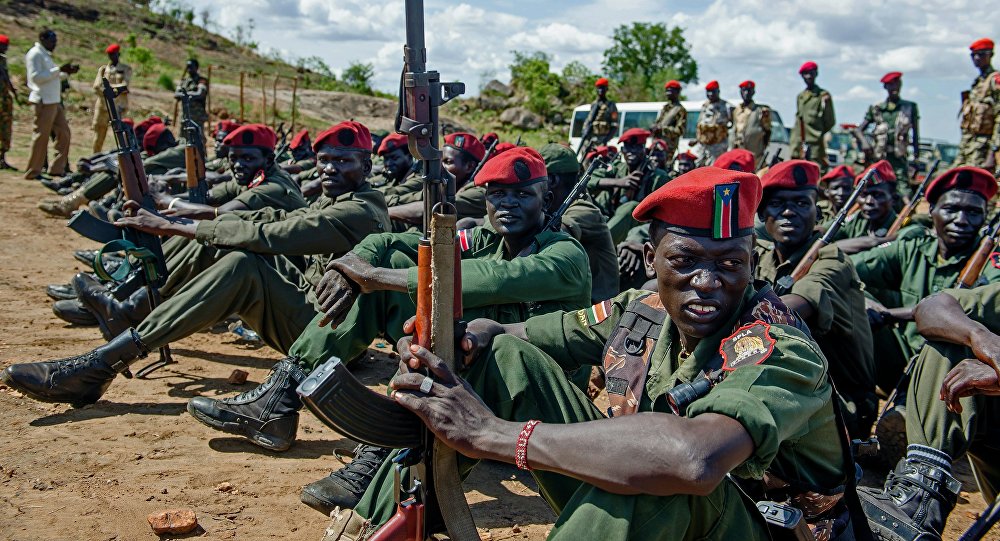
[24,29,78,180]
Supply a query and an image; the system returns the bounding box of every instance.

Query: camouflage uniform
[91,61,132,153]
[957,69,1000,168]
[652,101,686,158]
[696,99,730,163]
[730,101,771,165]
[581,98,618,150]
[863,99,918,185]
[178,74,209,125]
[0,53,12,153]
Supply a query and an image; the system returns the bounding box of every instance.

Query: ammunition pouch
[697,123,727,146]
[961,100,995,136]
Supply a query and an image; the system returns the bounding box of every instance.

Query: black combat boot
[859,444,960,539]
[74,273,152,340]
[46,282,78,301]
[0,328,148,406]
[187,358,306,452]
[52,299,98,326]
[73,249,100,267]
[301,444,392,515]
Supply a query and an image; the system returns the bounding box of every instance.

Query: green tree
[561,60,596,106]
[343,61,375,94]
[602,22,697,100]
[509,51,564,117]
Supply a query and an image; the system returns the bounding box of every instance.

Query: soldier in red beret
[651,79,686,160]
[370,132,423,206]
[280,128,316,175]
[329,166,863,541]
[91,42,132,153]
[0,33,20,170]
[712,148,755,172]
[791,61,836,168]
[696,80,731,164]
[859,71,919,194]
[817,164,855,221]
[578,76,618,157]
[730,80,772,166]
[205,119,241,172]
[958,37,1000,170]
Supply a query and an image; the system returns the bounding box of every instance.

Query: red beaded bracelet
[514,420,542,470]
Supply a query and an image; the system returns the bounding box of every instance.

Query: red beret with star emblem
[706,80,720,91]
[377,132,408,156]
[633,167,762,239]
[142,123,169,155]
[713,149,755,172]
[474,146,547,187]
[223,123,277,151]
[880,72,902,84]
[105,43,120,54]
[856,160,896,185]
[313,121,373,154]
[444,132,486,163]
[799,61,818,74]
[926,166,998,204]
[595,77,609,87]
[664,80,681,90]
[290,129,311,150]
[739,80,755,89]
[970,38,994,51]
[820,164,855,183]
[760,159,820,191]
[619,128,651,146]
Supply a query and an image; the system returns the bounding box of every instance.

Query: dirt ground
[0,103,994,540]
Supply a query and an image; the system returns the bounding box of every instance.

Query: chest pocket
[602,293,666,418]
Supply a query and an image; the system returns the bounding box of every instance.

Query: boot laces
[51,351,104,385]
[221,361,288,404]
[329,445,390,493]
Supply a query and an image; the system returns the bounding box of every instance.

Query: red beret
[649,138,669,151]
[121,118,134,128]
[619,128,651,145]
[313,121,373,154]
[760,159,819,191]
[290,129,311,149]
[444,132,486,162]
[739,80,755,89]
[633,167,762,239]
[134,116,164,143]
[925,166,998,204]
[585,145,611,162]
[0,35,8,46]
[664,80,681,90]
[142,123,168,155]
[970,38,994,51]
[840,123,858,130]
[820,164,855,183]
[377,132,408,156]
[857,160,896,185]
[595,77,609,87]
[481,132,499,146]
[106,43,120,54]
[712,149,755,172]
[705,80,720,91]
[677,150,698,161]
[475,146,547,187]
[880,71,902,84]
[493,142,516,155]
[211,120,241,137]
[223,123,277,150]
[799,61,818,74]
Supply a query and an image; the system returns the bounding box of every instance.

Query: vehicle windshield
[570,110,589,138]
[621,111,659,137]
[937,144,959,164]
[769,111,789,144]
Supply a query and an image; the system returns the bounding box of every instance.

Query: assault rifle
[179,89,208,203]
[956,211,1000,289]
[297,1,477,539]
[576,107,597,157]
[545,157,604,232]
[886,159,939,237]
[774,167,879,295]
[468,138,498,184]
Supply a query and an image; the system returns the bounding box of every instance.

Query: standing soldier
[0,34,21,170]
[651,80,686,159]
[958,38,999,171]
[859,72,919,192]
[91,43,131,153]
[729,80,772,167]
[578,77,618,157]
[790,61,836,168]
[174,59,208,126]
[695,80,730,164]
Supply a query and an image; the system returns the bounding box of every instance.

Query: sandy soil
[0,98,994,541]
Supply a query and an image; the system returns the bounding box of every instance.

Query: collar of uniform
[869,211,897,235]
[761,231,823,275]
[916,234,979,267]
[335,181,372,203]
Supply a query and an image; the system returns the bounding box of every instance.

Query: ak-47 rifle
[274,122,291,162]
[179,89,208,203]
[798,117,809,159]
[956,211,1000,289]
[545,157,604,232]
[468,139,498,184]
[618,155,655,206]
[774,167,879,295]
[886,159,939,237]
[576,106,597,157]
[297,1,476,540]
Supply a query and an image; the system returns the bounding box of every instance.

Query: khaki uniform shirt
[93,62,132,111]
[790,86,836,148]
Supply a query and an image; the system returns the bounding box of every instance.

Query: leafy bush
[157,74,175,91]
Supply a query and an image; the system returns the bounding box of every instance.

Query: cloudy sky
[199,0,999,141]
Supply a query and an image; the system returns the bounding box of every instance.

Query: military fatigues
[730,101,772,165]
[852,235,1000,391]
[374,170,424,204]
[906,284,1000,502]
[696,100,731,163]
[178,74,209,125]
[827,210,927,243]
[863,100,918,187]
[287,223,592,369]
[755,236,876,438]
[92,62,132,152]
[957,69,1000,168]
[651,101,686,158]
[0,53,13,153]
[581,98,618,150]
[790,86,836,167]
[133,184,389,352]
[588,158,669,244]
[355,285,852,540]
[560,197,619,303]
[81,145,188,201]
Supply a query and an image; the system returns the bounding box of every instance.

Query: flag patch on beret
[713,183,739,239]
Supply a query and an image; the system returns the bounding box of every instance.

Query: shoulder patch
[248,169,266,188]
[991,252,1000,269]
[720,321,776,371]
[583,299,613,326]
[457,229,472,251]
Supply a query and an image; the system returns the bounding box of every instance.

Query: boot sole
[186,401,294,452]
[876,409,908,469]
[300,489,340,516]
[0,369,98,408]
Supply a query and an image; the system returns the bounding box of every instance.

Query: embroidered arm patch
[720,321,776,371]
[990,252,1000,269]
[582,300,612,326]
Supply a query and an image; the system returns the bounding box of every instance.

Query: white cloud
[844,85,880,101]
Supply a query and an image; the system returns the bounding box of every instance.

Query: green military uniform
[287,222,592,369]
[696,99,731,163]
[755,235,876,437]
[588,158,669,244]
[133,184,389,353]
[652,101,686,158]
[581,97,618,149]
[957,69,1000,168]
[92,61,132,153]
[81,145,188,201]
[828,210,926,242]
[790,86,836,167]
[379,170,425,205]
[906,284,1000,502]
[852,234,1000,390]
[204,156,227,173]
[863,99,918,186]
[178,74,209,125]
[731,101,772,165]
[354,285,851,540]
[560,197,619,303]
[0,52,13,154]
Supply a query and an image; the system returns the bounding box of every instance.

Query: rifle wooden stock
[957,236,998,289]
[886,159,939,237]
[118,150,149,211]
[788,240,827,284]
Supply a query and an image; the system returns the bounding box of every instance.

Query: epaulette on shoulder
[719,321,776,371]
